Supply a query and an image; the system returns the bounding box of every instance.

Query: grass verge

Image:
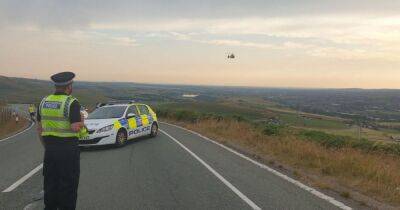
[0,117,29,139]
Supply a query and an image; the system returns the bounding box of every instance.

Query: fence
[0,105,12,125]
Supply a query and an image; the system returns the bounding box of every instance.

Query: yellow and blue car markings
[141,115,149,126]
[135,116,142,127]
[114,118,128,130]
[114,104,157,132]
[147,114,154,124]
[114,120,122,129]
[128,117,137,129]
[128,116,143,129]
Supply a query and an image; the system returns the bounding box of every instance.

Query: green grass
[155,99,400,144]
[222,97,350,130]
[158,106,400,156]
[298,130,400,156]
[155,102,268,121]
[157,101,353,132]
[308,126,400,142]
[277,113,348,129]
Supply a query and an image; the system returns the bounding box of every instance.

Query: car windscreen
[87,106,127,119]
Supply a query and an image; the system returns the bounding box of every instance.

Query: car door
[137,104,152,135]
[125,105,142,139]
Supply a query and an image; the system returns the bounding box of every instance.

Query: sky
[0,0,400,88]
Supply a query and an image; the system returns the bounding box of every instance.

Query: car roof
[100,103,148,107]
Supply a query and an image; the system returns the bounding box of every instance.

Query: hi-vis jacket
[40,94,88,138]
[29,105,35,113]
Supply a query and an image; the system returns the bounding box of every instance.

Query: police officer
[37,72,87,210]
[29,104,36,122]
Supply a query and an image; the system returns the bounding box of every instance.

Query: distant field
[156,101,273,120]
[157,98,400,142]
[227,96,348,122]
[157,100,349,129]
[377,122,400,130]
[297,125,400,142]
[279,113,348,129]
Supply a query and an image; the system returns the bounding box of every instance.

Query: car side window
[138,105,149,115]
[126,105,138,117]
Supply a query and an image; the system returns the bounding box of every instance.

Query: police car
[79,101,158,147]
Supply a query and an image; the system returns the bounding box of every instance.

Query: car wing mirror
[127,113,136,119]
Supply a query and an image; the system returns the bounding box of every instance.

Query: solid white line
[160,129,261,210]
[0,121,35,142]
[2,163,43,193]
[161,122,352,210]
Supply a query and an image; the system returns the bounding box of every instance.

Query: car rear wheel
[115,130,127,147]
[150,123,158,137]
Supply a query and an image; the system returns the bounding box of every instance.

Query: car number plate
[80,136,90,141]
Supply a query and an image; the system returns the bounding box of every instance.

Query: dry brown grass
[0,116,29,139]
[167,118,400,206]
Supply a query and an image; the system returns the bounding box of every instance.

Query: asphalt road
[0,118,355,209]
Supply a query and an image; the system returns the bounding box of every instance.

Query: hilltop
[0,76,183,106]
[3,75,400,123]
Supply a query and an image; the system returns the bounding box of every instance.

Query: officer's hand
[71,122,83,132]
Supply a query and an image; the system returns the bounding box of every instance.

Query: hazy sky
[1,0,400,88]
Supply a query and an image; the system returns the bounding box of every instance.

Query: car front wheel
[115,130,127,147]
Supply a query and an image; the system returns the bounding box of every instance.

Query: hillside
[0,76,50,103]
[0,76,184,106]
[3,75,400,124]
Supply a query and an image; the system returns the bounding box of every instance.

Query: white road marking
[2,163,43,193]
[0,121,35,142]
[160,129,261,210]
[161,122,352,210]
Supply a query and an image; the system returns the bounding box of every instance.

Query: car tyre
[115,129,127,147]
[149,123,158,137]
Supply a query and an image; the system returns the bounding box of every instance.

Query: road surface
[0,120,355,209]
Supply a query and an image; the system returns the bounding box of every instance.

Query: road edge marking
[161,122,352,210]
[2,163,43,193]
[160,129,261,210]
[0,121,35,142]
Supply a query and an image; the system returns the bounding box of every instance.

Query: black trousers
[30,113,35,122]
[43,142,80,210]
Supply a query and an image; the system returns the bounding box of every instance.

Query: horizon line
[2,74,400,91]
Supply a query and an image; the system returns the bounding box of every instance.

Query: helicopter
[227,53,235,59]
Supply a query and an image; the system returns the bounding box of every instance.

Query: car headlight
[96,124,114,133]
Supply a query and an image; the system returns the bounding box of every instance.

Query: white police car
[79,101,158,147]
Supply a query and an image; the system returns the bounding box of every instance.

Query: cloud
[90,15,400,45]
[200,39,276,49]
[1,0,400,30]
[131,15,400,60]
[0,0,90,29]
[17,28,138,47]
[110,37,138,46]
[168,32,191,41]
